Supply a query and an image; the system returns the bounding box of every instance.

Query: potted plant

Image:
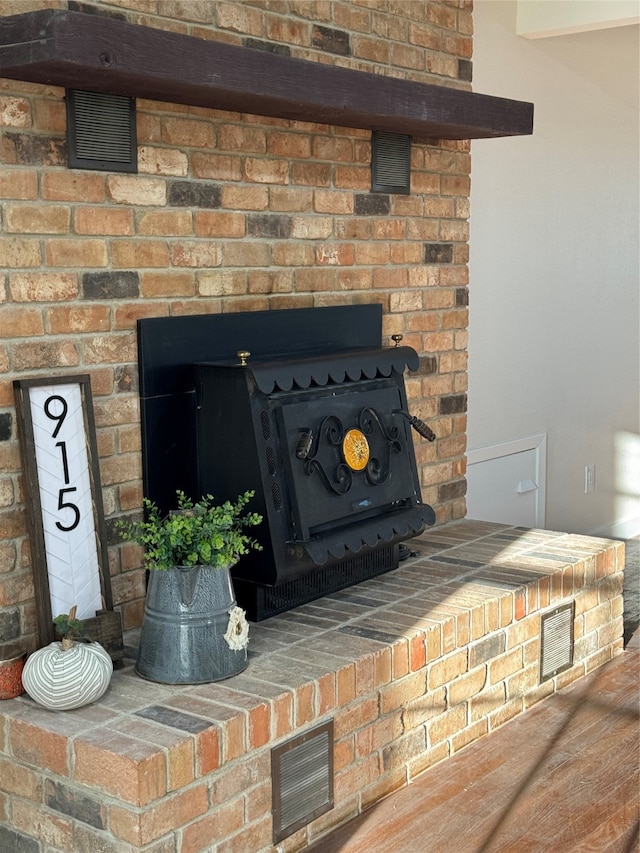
[117,490,262,684]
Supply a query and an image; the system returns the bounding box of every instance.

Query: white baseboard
[590,516,640,540]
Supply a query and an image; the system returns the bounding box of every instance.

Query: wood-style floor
[308,632,640,853]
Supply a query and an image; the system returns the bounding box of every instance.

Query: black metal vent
[271,482,282,511]
[371,130,411,194]
[272,721,334,843]
[266,446,277,476]
[260,410,271,441]
[236,543,398,620]
[66,89,137,172]
[540,601,575,681]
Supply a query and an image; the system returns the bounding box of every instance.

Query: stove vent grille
[260,410,271,440]
[237,544,397,620]
[272,721,334,842]
[66,89,137,172]
[371,130,411,194]
[271,482,282,511]
[540,601,575,681]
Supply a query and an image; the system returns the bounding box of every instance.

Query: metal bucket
[135,565,248,684]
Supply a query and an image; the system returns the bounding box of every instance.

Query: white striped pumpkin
[22,640,113,711]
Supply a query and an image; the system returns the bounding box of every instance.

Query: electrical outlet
[585,464,596,494]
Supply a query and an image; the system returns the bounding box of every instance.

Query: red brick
[191,152,243,181]
[469,683,506,722]
[112,784,209,846]
[0,237,41,267]
[0,168,37,199]
[47,305,110,334]
[13,340,80,371]
[373,647,392,688]
[352,35,390,63]
[83,333,136,365]
[336,663,356,707]
[334,734,355,773]
[115,305,164,334]
[74,729,167,806]
[317,671,336,716]
[294,681,315,727]
[138,209,192,236]
[379,669,427,716]
[181,797,244,853]
[265,14,311,46]
[1,305,44,337]
[45,238,108,268]
[247,702,270,750]
[0,756,41,800]
[10,271,77,302]
[215,814,272,853]
[449,665,488,705]
[226,243,272,269]
[140,272,195,299]
[138,145,188,176]
[108,175,166,206]
[427,704,467,745]
[0,96,31,127]
[5,203,69,233]
[11,800,73,850]
[194,211,245,237]
[291,161,332,187]
[0,569,34,605]
[333,165,370,190]
[244,157,289,184]
[267,130,312,158]
[111,240,170,268]
[41,172,105,202]
[33,98,66,132]
[74,207,135,235]
[334,695,379,740]
[10,719,70,777]
[356,711,404,759]
[335,752,380,801]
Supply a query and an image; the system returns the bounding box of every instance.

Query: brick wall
[0,0,472,651]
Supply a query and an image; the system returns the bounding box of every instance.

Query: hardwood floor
[308,636,640,853]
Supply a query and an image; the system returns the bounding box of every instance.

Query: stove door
[275,379,421,541]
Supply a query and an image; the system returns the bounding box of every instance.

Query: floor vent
[272,721,334,843]
[540,601,575,681]
[66,89,137,172]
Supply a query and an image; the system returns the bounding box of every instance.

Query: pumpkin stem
[61,635,74,651]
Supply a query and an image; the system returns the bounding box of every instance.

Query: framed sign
[14,375,113,646]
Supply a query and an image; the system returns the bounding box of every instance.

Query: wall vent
[371,130,411,194]
[66,89,137,172]
[272,720,334,843]
[540,601,575,681]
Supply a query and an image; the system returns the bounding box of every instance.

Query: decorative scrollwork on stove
[359,407,402,448]
[297,408,407,495]
[302,416,353,495]
[358,406,403,485]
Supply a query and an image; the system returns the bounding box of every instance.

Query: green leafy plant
[116,490,262,570]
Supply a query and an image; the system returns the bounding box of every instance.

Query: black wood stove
[137,305,435,620]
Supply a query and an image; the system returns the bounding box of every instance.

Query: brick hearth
[0,521,624,853]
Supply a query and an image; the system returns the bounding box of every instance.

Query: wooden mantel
[0,9,533,141]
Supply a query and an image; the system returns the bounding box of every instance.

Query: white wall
[468,0,640,537]
[516,0,640,38]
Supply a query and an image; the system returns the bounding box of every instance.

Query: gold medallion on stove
[342,428,370,471]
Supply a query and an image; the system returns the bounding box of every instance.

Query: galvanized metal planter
[135,564,248,684]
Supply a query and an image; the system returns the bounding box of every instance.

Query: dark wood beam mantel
[0,9,533,141]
